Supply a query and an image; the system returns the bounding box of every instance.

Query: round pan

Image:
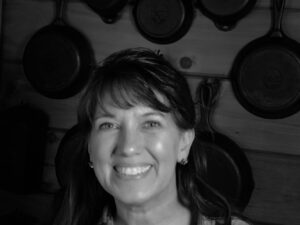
[55,124,84,188]
[23,0,94,99]
[83,0,128,24]
[230,0,300,119]
[196,0,257,31]
[132,0,194,44]
[195,79,254,211]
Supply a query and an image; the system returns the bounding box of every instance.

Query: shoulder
[231,217,251,225]
[201,217,251,225]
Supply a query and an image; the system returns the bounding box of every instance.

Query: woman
[54,48,251,225]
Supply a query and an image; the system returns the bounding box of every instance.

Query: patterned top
[97,208,251,225]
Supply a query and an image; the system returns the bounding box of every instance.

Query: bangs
[93,70,171,114]
[78,48,195,133]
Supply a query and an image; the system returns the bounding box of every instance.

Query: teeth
[116,165,151,176]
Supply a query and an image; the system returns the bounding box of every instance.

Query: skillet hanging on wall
[83,0,128,24]
[55,124,85,188]
[133,0,194,44]
[195,79,254,211]
[230,0,300,119]
[23,0,94,99]
[196,0,257,31]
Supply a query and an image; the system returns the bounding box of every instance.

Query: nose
[115,126,141,156]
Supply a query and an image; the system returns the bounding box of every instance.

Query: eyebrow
[93,107,167,121]
[142,111,166,118]
[93,107,115,120]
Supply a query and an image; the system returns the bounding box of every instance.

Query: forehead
[95,91,166,114]
[94,103,165,119]
[95,87,170,111]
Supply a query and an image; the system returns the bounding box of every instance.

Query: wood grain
[244,150,300,225]
[1,1,300,224]
[3,0,300,75]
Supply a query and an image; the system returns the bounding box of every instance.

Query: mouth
[114,165,152,177]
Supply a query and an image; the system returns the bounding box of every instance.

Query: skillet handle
[54,0,66,25]
[270,0,285,38]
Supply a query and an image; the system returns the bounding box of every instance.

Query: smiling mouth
[114,165,152,177]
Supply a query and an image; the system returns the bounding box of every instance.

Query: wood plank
[2,0,54,61]
[0,61,79,129]
[2,62,300,155]
[189,78,300,156]
[2,2,300,225]
[244,150,300,225]
[21,0,300,10]
[3,0,300,75]
[212,80,300,156]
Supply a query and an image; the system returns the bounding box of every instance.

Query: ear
[177,128,195,162]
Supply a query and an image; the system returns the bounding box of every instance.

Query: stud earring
[180,158,188,165]
[88,161,94,168]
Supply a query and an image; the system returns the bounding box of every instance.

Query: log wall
[0,0,300,224]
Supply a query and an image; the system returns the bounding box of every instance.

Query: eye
[98,122,118,130]
[143,120,161,129]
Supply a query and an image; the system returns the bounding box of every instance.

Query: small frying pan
[196,0,257,31]
[195,79,254,211]
[23,0,94,99]
[83,0,128,24]
[132,0,194,44]
[230,0,300,119]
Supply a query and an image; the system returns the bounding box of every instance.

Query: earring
[180,158,188,165]
[88,161,94,168]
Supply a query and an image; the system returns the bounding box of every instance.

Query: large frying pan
[195,79,254,211]
[132,0,194,44]
[23,0,94,99]
[83,0,128,24]
[230,0,300,119]
[196,0,257,31]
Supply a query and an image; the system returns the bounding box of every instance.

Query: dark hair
[77,47,195,133]
[54,48,233,225]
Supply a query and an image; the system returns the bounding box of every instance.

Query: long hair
[53,48,233,225]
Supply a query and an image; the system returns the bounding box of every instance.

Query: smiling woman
[53,48,252,225]
[89,103,190,209]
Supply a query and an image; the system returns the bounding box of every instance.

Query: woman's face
[88,94,194,208]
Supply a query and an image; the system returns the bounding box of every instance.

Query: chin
[114,189,154,206]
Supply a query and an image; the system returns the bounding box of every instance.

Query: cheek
[88,132,114,162]
[88,133,114,187]
[148,133,179,163]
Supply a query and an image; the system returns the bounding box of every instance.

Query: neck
[114,196,190,225]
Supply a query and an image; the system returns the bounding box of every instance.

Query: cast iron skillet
[195,79,254,211]
[55,124,85,188]
[196,0,257,31]
[230,0,300,119]
[132,0,194,44]
[23,0,94,99]
[83,0,128,24]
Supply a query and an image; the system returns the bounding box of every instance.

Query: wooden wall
[0,0,300,224]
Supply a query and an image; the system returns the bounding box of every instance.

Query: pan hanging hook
[196,78,221,108]
[196,78,221,135]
